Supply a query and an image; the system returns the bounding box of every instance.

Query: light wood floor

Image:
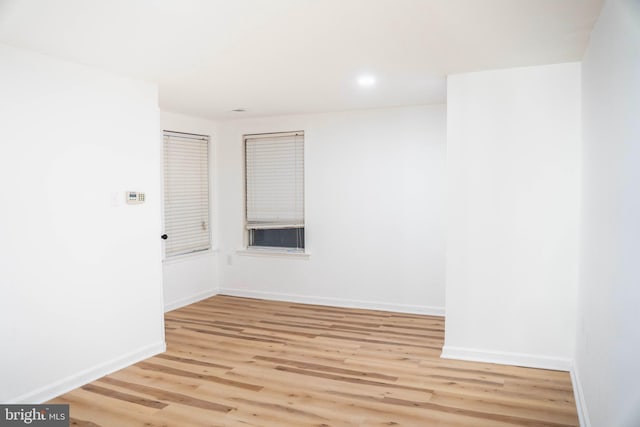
[50,295,578,426]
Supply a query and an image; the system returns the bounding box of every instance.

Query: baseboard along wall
[164,289,219,313]
[570,364,591,427]
[9,341,166,404]
[440,345,573,372]
[219,288,445,317]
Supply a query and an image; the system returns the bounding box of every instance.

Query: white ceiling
[0,0,603,119]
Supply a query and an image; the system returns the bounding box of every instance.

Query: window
[163,131,210,258]
[245,131,304,251]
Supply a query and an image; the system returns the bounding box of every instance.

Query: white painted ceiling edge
[0,0,603,119]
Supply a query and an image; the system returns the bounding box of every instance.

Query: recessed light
[232,108,246,112]
[357,75,376,87]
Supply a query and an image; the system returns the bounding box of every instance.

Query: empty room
[1,0,638,426]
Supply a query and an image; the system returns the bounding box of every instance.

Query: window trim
[236,248,310,259]
[162,247,218,265]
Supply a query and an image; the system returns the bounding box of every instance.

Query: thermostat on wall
[126,191,145,204]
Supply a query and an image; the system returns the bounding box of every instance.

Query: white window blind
[163,131,210,257]
[245,131,304,230]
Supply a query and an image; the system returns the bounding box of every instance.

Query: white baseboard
[9,341,166,404]
[440,345,572,371]
[219,288,445,316]
[570,364,591,427]
[164,289,218,312]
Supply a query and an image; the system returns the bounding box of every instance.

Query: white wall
[217,105,446,314]
[444,63,581,370]
[0,44,165,402]
[160,112,220,311]
[576,0,640,425]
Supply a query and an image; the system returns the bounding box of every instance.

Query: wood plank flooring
[49,295,579,426]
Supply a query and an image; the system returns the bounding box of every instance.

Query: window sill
[163,248,218,265]
[236,248,310,259]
